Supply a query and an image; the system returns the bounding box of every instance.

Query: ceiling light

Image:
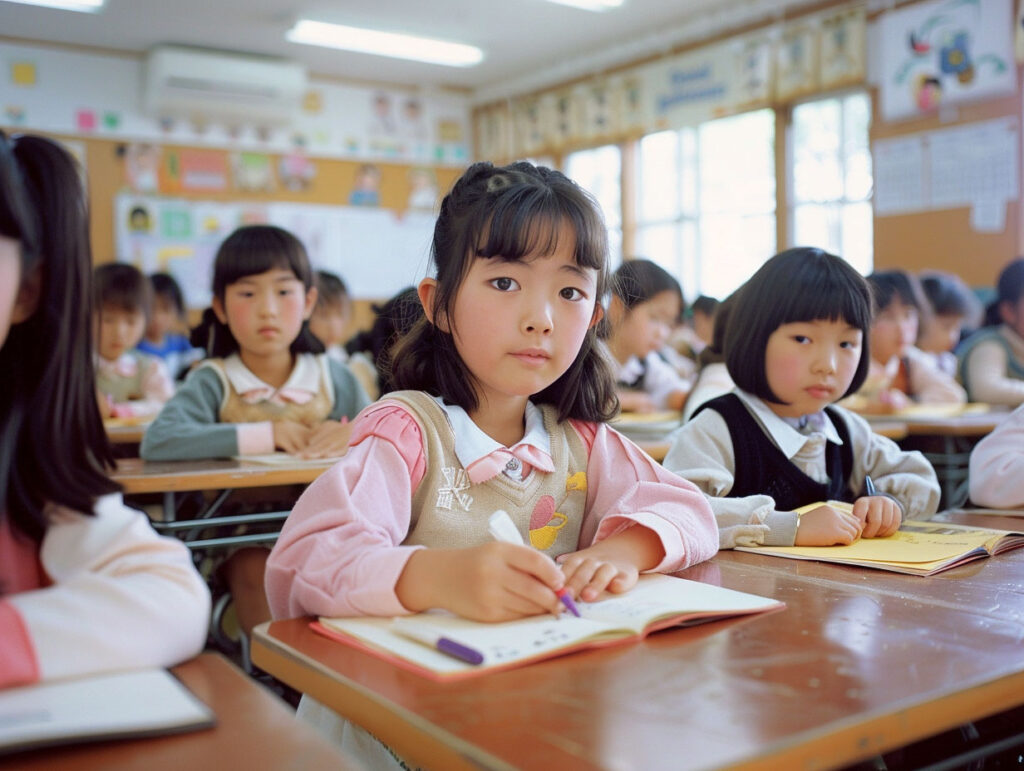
[286,20,483,68]
[0,0,105,11]
[544,0,624,11]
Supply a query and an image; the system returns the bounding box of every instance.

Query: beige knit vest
[201,357,334,426]
[387,390,590,555]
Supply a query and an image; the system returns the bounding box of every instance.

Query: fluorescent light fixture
[0,0,105,11]
[286,20,483,68]
[544,0,624,10]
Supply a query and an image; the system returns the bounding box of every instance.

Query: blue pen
[488,509,581,618]
[865,475,878,497]
[391,619,484,665]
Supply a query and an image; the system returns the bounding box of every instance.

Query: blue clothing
[137,333,203,379]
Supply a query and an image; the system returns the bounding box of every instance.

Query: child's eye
[840,340,859,349]
[792,335,810,344]
[560,287,585,301]
[490,277,519,291]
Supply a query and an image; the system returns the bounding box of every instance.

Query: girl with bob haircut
[0,132,208,689]
[267,161,717,764]
[665,247,939,550]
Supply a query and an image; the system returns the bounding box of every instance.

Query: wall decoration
[407,167,439,212]
[879,0,1015,121]
[775,21,820,100]
[10,61,36,86]
[349,163,380,206]
[75,109,97,132]
[819,7,866,89]
[124,143,161,193]
[232,151,275,192]
[734,34,773,107]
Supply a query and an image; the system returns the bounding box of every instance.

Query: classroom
[2,0,1024,768]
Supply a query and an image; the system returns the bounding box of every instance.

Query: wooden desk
[113,457,334,496]
[0,653,358,770]
[104,422,148,445]
[252,516,1024,770]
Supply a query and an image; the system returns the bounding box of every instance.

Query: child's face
[213,268,316,359]
[96,304,146,361]
[427,221,601,414]
[764,318,863,418]
[613,289,680,359]
[692,309,715,346]
[870,298,918,364]
[917,313,963,354]
[309,299,352,348]
[146,294,179,341]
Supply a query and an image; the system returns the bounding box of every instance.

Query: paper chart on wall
[873,135,926,215]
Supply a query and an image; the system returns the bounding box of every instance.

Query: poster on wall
[878,0,1015,121]
[819,7,866,89]
[733,34,774,108]
[775,21,820,100]
[643,43,735,131]
[115,195,435,306]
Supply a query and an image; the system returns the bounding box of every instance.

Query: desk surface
[0,653,358,770]
[863,408,1010,437]
[112,457,336,494]
[253,512,1024,771]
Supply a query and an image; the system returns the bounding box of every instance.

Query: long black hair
[0,132,118,543]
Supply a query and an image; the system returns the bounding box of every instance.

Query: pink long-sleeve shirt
[266,400,718,620]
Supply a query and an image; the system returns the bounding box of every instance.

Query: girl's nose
[813,348,837,373]
[522,301,553,334]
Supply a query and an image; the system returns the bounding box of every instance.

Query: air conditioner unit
[143,46,307,126]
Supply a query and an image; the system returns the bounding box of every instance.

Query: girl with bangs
[665,248,939,550]
[266,161,716,762]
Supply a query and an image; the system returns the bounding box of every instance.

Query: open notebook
[0,668,214,755]
[313,574,784,681]
[738,503,1024,575]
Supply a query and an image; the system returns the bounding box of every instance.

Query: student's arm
[837,406,941,520]
[0,496,209,688]
[325,358,372,420]
[567,420,717,574]
[964,338,1024,406]
[265,402,428,619]
[969,405,1024,508]
[662,410,796,548]
[140,366,272,460]
[906,347,966,404]
[642,353,692,411]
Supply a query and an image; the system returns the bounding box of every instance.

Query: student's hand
[617,391,658,413]
[556,524,664,602]
[879,388,910,411]
[272,419,314,454]
[794,505,863,546]
[395,543,565,622]
[852,496,902,539]
[297,419,354,459]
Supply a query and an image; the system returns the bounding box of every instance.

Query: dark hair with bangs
[93,262,152,320]
[314,270,350,311]
[726,247,872,405]
[866,270,926,315]
[151,272,186,318]
[0,132,118,543]
[607,258,685,323]
[390,160,618,422]
[206,224,324,358]
[984,257,1024,327]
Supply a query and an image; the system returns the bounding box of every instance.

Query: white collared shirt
[430,396,551,483]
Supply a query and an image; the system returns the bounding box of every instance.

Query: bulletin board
[68,136,463,326]
[870,85,1022,288]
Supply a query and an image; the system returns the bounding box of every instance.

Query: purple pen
[392,620,484,665]
[556,587,581,618]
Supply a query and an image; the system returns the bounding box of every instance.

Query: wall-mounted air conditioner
[143,45,307,126]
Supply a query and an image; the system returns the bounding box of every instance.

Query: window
[564,145,622,269]
[635,109,776,300]
[789,91,872,274]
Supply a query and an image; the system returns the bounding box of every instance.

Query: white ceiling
[0,0,817,99]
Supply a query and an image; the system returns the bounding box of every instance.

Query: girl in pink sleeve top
[266,161,717,625]
[0,133,208,689]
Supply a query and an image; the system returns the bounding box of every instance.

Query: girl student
[603,258,692,413]
[141,225,369,463]
[664,248,939,550]
[0,132,208,689]
[342,285,421,400]
[266,162,717,759]
[849,270,965,411]
[140,225,369,642]
[93,262,175,419]
[308,269,353,363]
[917,270,981,378]
[957,258,1024,406]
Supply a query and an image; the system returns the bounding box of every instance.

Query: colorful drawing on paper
[879,0,1014,121]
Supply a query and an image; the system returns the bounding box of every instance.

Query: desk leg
[163,491,176,522]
